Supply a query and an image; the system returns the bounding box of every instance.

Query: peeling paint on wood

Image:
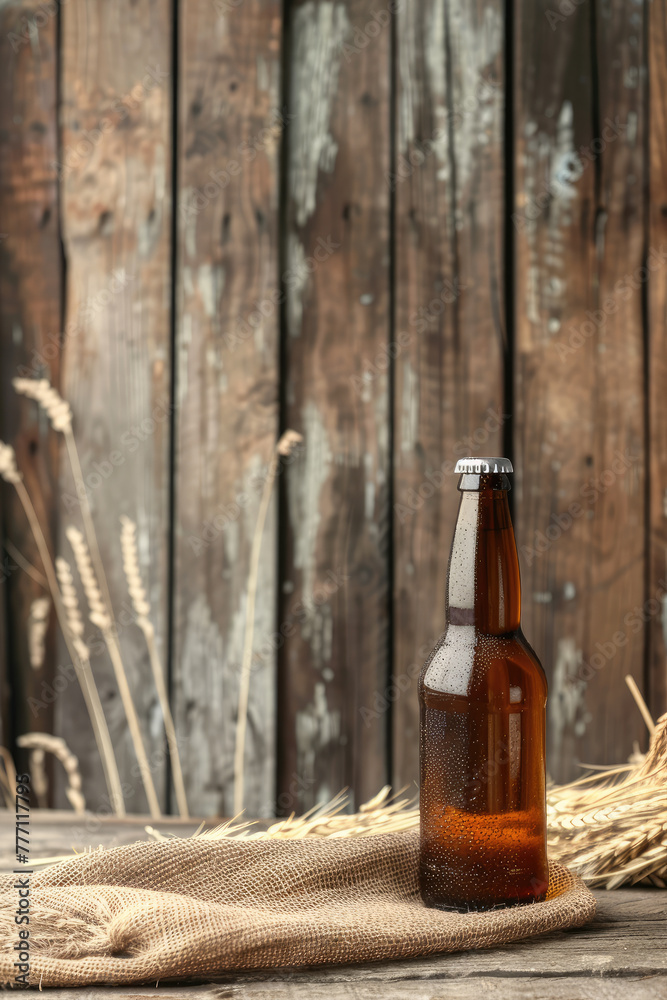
[391,0,505,792]
[514,0,646,780]
[289,2,350,227]
[172,0,281,818]
[55,0,172,812]
[280,0,391,813]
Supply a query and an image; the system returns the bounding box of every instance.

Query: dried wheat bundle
[16,734,86,814]
[546,711,667,888]
[148,713,666,890]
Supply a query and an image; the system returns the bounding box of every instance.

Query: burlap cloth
[0,831,595,987]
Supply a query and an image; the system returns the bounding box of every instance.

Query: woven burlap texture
[0,830,596,987]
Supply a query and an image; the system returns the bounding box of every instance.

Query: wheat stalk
[0,440,124,815]
[67,525,161,818]
[4,538,48,588]
[120,515,189,818]
[55,556,125,815]
[27,746,49,807]
[0,747,16,809]
[233,430,303,817]
[16,733,86,814]
[13,378,164,818]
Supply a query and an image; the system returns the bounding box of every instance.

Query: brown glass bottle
[419,458,548,912]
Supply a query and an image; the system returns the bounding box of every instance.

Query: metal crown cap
[455,457,513,474]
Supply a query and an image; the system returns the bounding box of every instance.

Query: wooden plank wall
[278,0,391,813]
[172,0,281,818]
[0,0,664,813]
[57,0,173,811]
[649,0,667,726]
[513,0,647,781]
[392,0,506,795]
[0,0,61,780]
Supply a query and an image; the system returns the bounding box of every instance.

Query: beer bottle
[419,457,548,911]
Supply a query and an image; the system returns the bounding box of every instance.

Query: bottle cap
[454,457,513,474]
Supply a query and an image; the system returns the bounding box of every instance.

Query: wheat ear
[233,430,303,816]
[13,379,116,623]
[55,556,125,814]
[120,516,189,818]
[27,596,51,669]
[17,733,86,813]
[67,525,161,818]
[0,441,124,814]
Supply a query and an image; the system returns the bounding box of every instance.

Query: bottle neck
[446,481,521,635]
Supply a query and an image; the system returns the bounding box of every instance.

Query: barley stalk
[0,440,124,814]
[120,515,189,818]
[233,430,303,817]
[17,733,86,814]
[67,525,161,819]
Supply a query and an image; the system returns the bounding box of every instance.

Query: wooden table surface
[1,810,666,999]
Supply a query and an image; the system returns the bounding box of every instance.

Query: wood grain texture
[278,0,392,812]
[31,981,667,1000]
[58,0,173,812]
[391,0,506,791]
[648,0,667,724]
[172,0,281,817]
[0,0,62,792]
[513,0,646,781]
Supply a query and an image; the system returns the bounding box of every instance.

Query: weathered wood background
[0,0,664,816]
